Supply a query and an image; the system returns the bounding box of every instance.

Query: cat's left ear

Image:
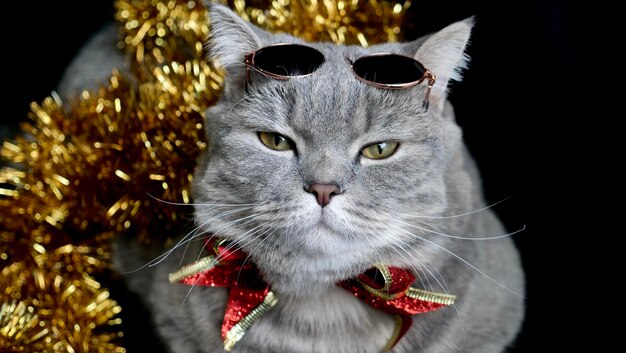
[413,18,474,111]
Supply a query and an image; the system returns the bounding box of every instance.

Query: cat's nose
[306,183,341,207]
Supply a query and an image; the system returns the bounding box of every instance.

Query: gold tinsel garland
[0,1,410,351]
[1,244,122,352]
[229,0,411,46]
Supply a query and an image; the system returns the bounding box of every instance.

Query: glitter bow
[169,239,456,351]
[339,264,456,351]
[168,239,276,351]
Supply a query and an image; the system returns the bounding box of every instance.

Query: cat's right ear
[207,4,263,93]
[410,18,473,112]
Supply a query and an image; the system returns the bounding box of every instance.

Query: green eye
[361,141,399,159]
[258,131,293,151]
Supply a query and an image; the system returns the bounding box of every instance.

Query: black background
[1,1,580,352]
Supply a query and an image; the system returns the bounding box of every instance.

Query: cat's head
[193,4,473,296]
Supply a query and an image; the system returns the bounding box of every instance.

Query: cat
[60,3,525,353]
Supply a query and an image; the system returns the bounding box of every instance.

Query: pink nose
[307,184,341,207]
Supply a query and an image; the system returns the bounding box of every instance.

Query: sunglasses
[243,43,436,108]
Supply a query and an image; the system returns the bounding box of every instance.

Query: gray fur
[66,4,524,353]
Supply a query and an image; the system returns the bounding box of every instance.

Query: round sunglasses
[243,43,436,109]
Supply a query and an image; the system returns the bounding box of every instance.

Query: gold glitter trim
[381,315,403,352]
[223,291,278,351]
[361,285,407,301]
[211,238,230,255]
[168,255,216,284]
[375,264,393,291]
[358,264,400,299]
[405,288,457,305]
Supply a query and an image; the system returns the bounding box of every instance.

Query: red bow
[169,240,455,352]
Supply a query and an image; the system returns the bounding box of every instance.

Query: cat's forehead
[320,41,409,59]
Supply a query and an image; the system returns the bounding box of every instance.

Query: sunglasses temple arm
[423,70,436,110]
[244,53,254,90]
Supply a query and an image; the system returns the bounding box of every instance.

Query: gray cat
[62,3,525,353]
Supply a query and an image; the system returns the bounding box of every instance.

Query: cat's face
[192,5,472,295]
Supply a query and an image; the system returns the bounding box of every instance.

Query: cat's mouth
[310,207,344,234]
[316,217,336,233]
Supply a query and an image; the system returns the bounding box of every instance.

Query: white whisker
[234,227,276,283]
[179,224,275,313]
[398,196,512,219]
[386,238,432,291]
[146,193,255,207]
[178,223,215,267]
[182,213,265,269]
[145,206,254,269]
[387,237,466,333]
[228,95,252,117]
[397,220,526,241]
[390,224,524,298]
[203,219,267,265]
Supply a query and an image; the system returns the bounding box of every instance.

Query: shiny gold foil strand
[0,301,45,347]
[1,59,221,247]
[0,182,72,267]
[231,0,412,46]
[0,246,124,352]
[115,0,219,68]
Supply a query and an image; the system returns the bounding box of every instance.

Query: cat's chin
[245,230,374,297]
[263,272,339,297]
[257,259,363,297]
[213,202,384,296]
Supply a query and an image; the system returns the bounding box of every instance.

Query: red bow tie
[169,239,456,352]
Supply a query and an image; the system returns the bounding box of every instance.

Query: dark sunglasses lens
[253,44,324,77]
[352,54,425,85]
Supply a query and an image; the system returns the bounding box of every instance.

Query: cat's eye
[361,141,399,159]
[258,132,293,151]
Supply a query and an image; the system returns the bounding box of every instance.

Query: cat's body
[61,4,524,353]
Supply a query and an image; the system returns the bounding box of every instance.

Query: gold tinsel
[230,0,411,46]
[0,0,410,351]
[1,244,122,353]
[115,0,213,69]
